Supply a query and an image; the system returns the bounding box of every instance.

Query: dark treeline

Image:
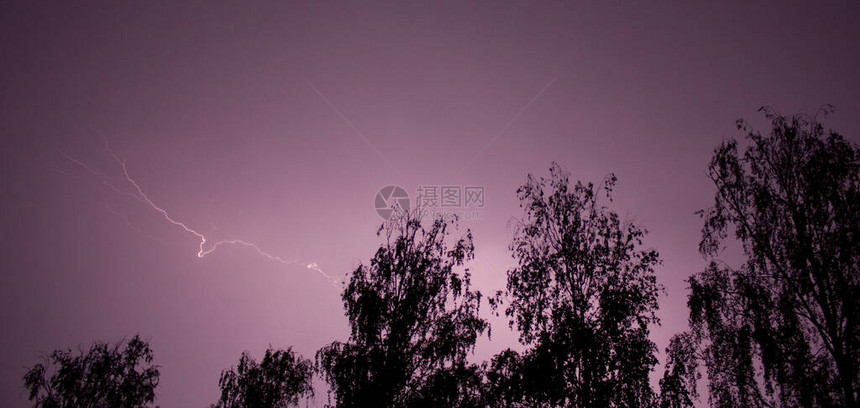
[24,107,860,407]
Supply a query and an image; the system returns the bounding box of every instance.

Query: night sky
[2,2,859,406]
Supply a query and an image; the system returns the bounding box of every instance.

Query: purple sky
[2,2,859,406]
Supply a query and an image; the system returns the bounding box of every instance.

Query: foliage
[23,335,160,408]
[658,332,700,408]
[687,106,860,407]
[489,163,662,407]
[316,212,487,408]
[212,347,313,408]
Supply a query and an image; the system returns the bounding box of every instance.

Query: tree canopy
[212,347,313,408]
[681,106,860,407]
[23,335,160,408]
[316,213,488,408]
[488,163,663,407]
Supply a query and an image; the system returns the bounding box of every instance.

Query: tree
[23,335,160,408]
[489,163,662,407]
[212,347,313,408]
[687,106,860,407]
[316,212,488,408]
[658,332,700,408]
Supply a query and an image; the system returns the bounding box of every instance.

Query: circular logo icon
[375,185,410,220]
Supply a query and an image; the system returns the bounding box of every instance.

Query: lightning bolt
[61,140,342,288]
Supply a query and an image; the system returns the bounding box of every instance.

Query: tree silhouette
[316,212,487,408]
[212,347,313,408]
[23,335,160,408]
[683,106,860,407]
[658,332,700,408]
[488,163,662,407]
